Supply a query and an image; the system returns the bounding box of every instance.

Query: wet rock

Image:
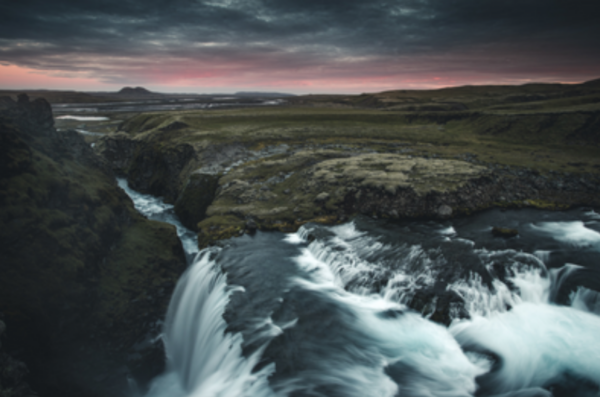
[492,227,519,238]
[245,219,258,234]
[437,204,453,217]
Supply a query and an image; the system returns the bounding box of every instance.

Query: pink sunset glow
[1,1,598,95]
[0,64,116,91]
[1,59,595,95]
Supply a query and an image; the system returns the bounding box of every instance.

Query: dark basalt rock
[244,218,258,234]
[173,173,220,231]
[97,134,197,203]
[0,95,186,397]
[127,142,196,201]
[0,318,37,397]
[492,227,519,238]
[0,94,54,134]
[93,132,139,175]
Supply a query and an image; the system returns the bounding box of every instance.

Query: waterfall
[119,177,600,397]
[118,179,276,397]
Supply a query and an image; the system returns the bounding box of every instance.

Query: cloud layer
[1,0,599,92]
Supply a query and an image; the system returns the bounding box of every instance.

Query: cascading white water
[120,177,600,397]
[284,217,600,396]
[571,287,600,315]
[284,226,482,397]
[117,179,277,397]
[146,249,276,397]
[446,223,600,394]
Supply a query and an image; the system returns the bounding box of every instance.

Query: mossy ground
[90,81,599,246]
[114,103,600,174]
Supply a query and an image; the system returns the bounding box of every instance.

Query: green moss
[523,199,570,210]
[197,215,245,248]
[97,219,184,341]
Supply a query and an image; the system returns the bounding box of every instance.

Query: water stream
[119,180,600,397]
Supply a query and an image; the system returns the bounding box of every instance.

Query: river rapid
[119,179,600,397]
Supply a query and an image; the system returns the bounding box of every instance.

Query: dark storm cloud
[1,0,599,85]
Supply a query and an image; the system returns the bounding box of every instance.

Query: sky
[1,0,599,94]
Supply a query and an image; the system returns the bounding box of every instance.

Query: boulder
[315,192,330,202]
[174,173,220,231]
[437,205,453,217]
[492,227,519,238]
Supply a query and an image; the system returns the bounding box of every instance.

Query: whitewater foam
[148,250,276,397]
[530,221,600,248]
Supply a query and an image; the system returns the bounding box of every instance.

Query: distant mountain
[234,91,296,98]
[116,86,159,96]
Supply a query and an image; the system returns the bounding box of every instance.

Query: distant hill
[286,78,600,111]
[234,91,296,98]
[583,78,600,87]
[116,86,158,96]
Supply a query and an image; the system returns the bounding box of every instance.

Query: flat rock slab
[205,151,489,228]
[309,153,488,195]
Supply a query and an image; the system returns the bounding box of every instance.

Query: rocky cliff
[0,95,186,397]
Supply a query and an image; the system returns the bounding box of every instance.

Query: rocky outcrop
[127,142,196,201]
[174,173,220,231]
[194,150,600,247]
[93,132,139,174]
[206,151,490,224]
[0,95,186,397]
[96,134,197,202]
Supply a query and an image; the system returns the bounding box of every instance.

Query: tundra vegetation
[92,79,600,246]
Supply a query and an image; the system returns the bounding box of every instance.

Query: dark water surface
[120,181,600,397]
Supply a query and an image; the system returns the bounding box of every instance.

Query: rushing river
[119,179,600,397]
